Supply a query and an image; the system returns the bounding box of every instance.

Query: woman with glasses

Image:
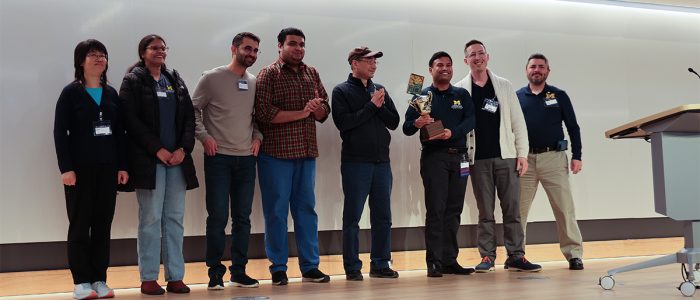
[54,39,129,299]
[119,34,199,295]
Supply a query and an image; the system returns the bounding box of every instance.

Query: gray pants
[471,158,525,260]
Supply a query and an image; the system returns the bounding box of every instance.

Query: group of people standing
[53,26,584,300]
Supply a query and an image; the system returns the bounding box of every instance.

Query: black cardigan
[119,65,199,190]
[53,81,128,173]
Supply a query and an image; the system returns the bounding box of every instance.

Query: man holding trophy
[403,51,476,277]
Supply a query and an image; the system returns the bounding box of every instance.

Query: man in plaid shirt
[254,27,331,285]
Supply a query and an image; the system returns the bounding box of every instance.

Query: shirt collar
[347,73,373,87]
[276,57,307,72]
[428,84,455,95]
[524,83,551,96]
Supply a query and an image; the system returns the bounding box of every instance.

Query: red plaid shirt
[254,58,329,159]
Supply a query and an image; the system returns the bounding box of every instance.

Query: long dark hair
[74,39,108,86]
[127,34,167,73]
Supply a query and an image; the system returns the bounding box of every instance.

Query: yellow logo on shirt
[451,100,463,109]
[545,92,556,99]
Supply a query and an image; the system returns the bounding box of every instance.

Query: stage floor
[2,255,696,300]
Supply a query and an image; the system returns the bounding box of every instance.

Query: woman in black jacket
[53,39,128,300]
[119,34,198,295]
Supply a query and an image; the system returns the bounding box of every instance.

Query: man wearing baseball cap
[331,46,400,281]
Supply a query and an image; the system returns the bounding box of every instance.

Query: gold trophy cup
[409,91,445,142]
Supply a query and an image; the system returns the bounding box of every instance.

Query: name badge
[545,99,558,106]
[482,97,499,114]
[460,154,470,177]
[93,120,112,136]
[238,79,249,91]
[157,91,167,98]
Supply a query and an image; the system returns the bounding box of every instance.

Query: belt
[529,146,558,154]
[447,147,468,154]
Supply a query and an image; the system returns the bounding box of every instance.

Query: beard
[528,73,547,85]
[236,53,255,68]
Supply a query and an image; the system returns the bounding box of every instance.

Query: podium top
[605,104,700,139]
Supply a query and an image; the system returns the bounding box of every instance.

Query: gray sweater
[192,66,263,156]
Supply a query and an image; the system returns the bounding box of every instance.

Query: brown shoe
[140,281,165,295]
[166,280,190,293]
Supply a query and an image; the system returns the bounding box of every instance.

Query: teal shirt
[86,87,102,106]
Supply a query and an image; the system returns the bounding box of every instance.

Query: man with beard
[516,53,584,270]
[454,40,541,273]
[332,47,400,281]
[403,51,475,277]
[191,32,263,290]
[254,27,331,285]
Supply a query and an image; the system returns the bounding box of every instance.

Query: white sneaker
[73,283,97,300]
[91,281,114,298]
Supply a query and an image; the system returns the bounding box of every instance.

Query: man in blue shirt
[403,51,476,277]
[516,53,584,270]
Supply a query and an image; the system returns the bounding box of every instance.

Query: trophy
[408,82,445,142]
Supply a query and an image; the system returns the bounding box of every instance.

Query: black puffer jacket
[119,64,199,190]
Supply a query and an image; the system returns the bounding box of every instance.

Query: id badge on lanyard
[460,154,470,177]
[93,111,112,136]
[482,97,499,114]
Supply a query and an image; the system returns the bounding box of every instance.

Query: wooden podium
[601,104,700,297]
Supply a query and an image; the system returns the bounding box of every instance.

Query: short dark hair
[527,53,549,66]
[128,34,166,72]
[277,27,305,44]
[232,32,260,47]
[464,39,486,55]
[429,51,452,67]
[74,39,108,86]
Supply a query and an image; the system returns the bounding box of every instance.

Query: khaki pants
[520,151,583,260]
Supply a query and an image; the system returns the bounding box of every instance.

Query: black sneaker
[568,258,584,270]
[231,273,259,288]
[369,267,399,278]
[345,270,364,281]
[504,256,542,272]
[302,268,330,283]
[207,273,224,290]
[427,264,443,278]
[442,263,475,275]
[271,270,288,286]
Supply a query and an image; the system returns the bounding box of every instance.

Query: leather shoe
[442,263,475,275]
[569,258,584,270]
[427,264,443,277]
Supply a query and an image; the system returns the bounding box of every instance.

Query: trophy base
[420,120,445,142]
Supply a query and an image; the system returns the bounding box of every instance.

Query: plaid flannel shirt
[254,58,329,159]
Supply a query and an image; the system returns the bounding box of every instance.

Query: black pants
[420,150,468,268]
[65,164,117,284]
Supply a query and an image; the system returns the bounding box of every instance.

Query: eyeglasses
[146,46,169,52]
[87,53,107,60]
[358,59,378,65]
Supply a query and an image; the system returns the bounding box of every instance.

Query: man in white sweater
[191,32,263,290]
[454,40,541,272]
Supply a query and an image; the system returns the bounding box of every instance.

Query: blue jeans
[204,154,256,276]
[341,162,393,273]
[136,164,186,281]
[257,152,319,273]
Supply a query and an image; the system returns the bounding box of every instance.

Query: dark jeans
[471,157,525,260]
[204,154,256,276]
[65,164,117,284]
[420,150,468,268]
[341,162,393,273]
